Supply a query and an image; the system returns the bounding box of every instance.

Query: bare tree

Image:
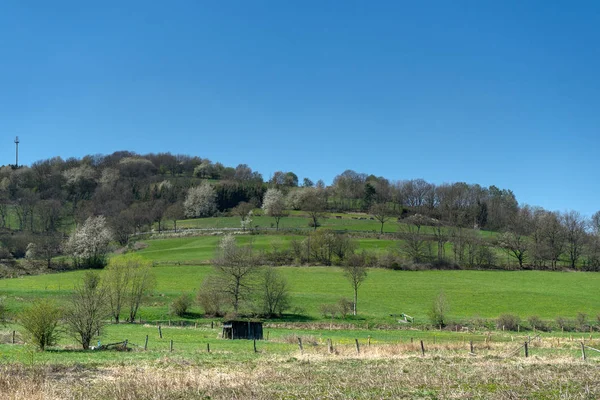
[499,231,529,268]
[301,188,326,230]
[540,212,566,269]
[370,203,391,234]
[197,275,228,317]
[165,202,184,232]
[562,210,587,269]
[104,256,133,323]
[64,271,110,350]
[260,267,290,317]
[591,210,600,235]
[342,253,368,316]
[126,256,155,323]
[400,214,431,263]
[212,234,259,313]
[35,232,63,269]
[431,218,448,263]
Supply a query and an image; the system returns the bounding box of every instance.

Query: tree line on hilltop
[0,150,599,271]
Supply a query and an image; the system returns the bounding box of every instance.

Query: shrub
[429,291,450,328]
[337,298,353,318]
[496,313,520,331]
[576,312,588,331]
[527,315,547,331]
[555,316,571,331]
[376,250,402,270]
[320,303,338,319]
[170,294,193,317]
[19,300,62,351]
[0,298,7,325]
[197,276,227,317]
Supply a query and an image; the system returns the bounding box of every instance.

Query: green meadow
[1,263,597,323]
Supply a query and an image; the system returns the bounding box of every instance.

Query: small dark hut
[222,320,263,340]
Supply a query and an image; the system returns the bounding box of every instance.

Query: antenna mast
[14,136,19,168]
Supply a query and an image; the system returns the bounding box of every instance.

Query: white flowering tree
[184,182,217,218]
[66,216,113,268]
[262,188,287,230]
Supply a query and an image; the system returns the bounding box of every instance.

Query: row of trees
[2,151,600,272]
[197,235,368,318]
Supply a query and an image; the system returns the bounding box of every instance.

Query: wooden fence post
[581,342,586,361]
[420,340,425,356]
[158,325,162,339]
[367,335,371,346]
[297,337,303,354]
[170,340,174,352]
[524,342,528,358]
[470,341,474,354]
[207,343,210,353]
[144,335,148,350]
[211,321,214,329]
[254,339,257,353]
[327,338,333,354]
[410,337,413,344]
[355,339,360,354]
[12,330,15,344]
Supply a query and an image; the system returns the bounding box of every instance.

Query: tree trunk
[353,288,358,316]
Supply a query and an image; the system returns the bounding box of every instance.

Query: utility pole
[14,136,19,168]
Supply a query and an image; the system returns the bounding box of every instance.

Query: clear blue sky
[1,1,599,215]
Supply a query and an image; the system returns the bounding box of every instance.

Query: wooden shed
[222,320,263,340]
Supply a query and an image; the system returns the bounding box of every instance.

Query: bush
[170,294,193,317]
[319,303,338,319]
[496,313,520,331]
[576,312,588,331]
[527,315,547,331]
[376,250,402,270]
[0,298,7,325]
[197,276,227,317]
[429,291,450,328]
[555,316,571,331]
[337,298,353,318]
[19,300,62,350]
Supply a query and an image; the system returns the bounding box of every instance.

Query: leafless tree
[400,214,431,263]
[301,188,327,230]
[64,271,110,350]
[369,203,391,234]
[342,254,368,316]
[562,210,587,269]
[165,202,184,232]
[197,275,228,317]
[431,218,448,263]
[212,234,259,313]
[260,267,290,317]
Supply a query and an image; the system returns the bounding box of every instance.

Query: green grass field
[1,263,598,323]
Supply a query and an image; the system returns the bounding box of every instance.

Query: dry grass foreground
[1,345,599,400]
